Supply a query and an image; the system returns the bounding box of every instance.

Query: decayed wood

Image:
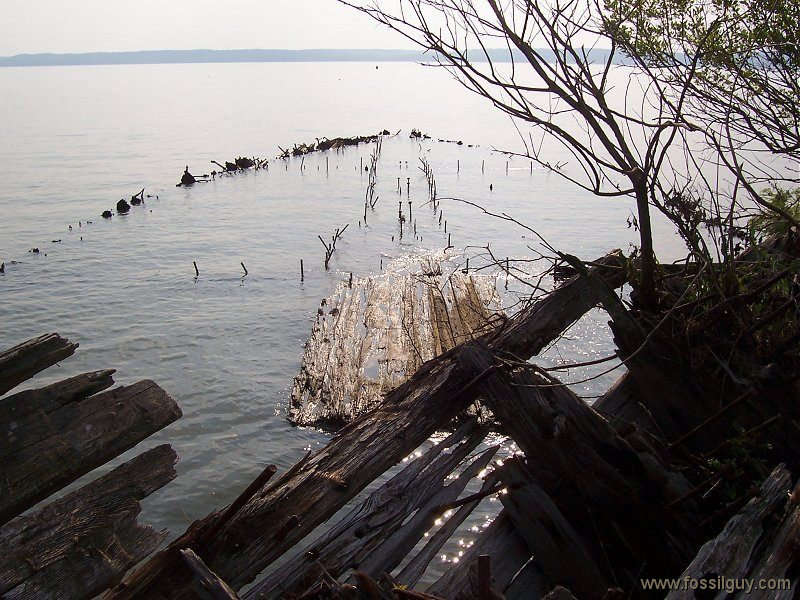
[0,444,177,600]
[0,369,115,424]
[666,465,794,600]
[0,379,182,525]
[396,475,499,588]
[0,333,78,396]
[290,252,500,426]
[353,445,499,581]
[474,359,697,584]
[498,458,608,599]
[106,251,628,599]
[426,511,535,600]
[248,420,488,599]
[180,550,240,600]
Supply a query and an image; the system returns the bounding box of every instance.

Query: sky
[0,0,408,56]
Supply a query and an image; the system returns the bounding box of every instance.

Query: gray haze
[0,0,404,55]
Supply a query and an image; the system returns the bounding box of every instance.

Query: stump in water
[180,166,196,186]
[289,251,502,427]
[116,198,130,214]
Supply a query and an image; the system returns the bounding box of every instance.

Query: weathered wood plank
[247,420,487,599]
[354,444,499,580]
[499,458,608,599]
[0,370,119,459]
[395,475,499,588]
[0,333,78,397]
[105,251,628,599]
[180,550,240,600]
[0,444,177,600]
[666,465,793,600]
[0,369,115,425]
[474,359,697,584]
[0,380,181,525]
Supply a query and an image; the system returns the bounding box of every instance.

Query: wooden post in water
[300,259,304,282]
[408,201,412,222]
[506,161,509,175]
[193,261,199,277]
[241,262,248,277]
[457,159,460,173]
[482,159,485,174]
[406,177,410,196]
[349,272,353,289]
[447,233,451,248]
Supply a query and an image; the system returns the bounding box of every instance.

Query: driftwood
[667,465,797,599]
[105,251,629,599]
[0,333,78,396]
[247,420,489,598]
[0,444,177,599]
[0,379,182,525]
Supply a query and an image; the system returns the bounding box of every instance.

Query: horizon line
[0,47,617,68]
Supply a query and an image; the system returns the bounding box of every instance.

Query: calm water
[0,62,684,584]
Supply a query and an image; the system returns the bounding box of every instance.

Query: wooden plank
[0,333,78,397]
[243,420,487,598]
[0,369,115,424]
[105,251,628,599]
[474,360,697,583]
[0,444,177,599]
[666,465,793,600]
[354,444,499,580]
[395,476,499,588]
[499,458,608,599]
[0,379,181,525]
[0,370,117,458]
[426,511,533,600]
[179,550,239,600]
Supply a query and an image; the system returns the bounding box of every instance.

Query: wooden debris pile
[278,133,385,159]
[0,333,182,599]
[6,242,800,599]
[289,252,502,427]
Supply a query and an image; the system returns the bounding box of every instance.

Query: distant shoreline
[0,48,617,68]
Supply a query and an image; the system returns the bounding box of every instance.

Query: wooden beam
[179,550,239,600]
[0,444,177,599]
[667,465,794,600]
[0,380,181,525]
[0,369,115,424]
[475,360,697,584]
[247,420,487,598]
[499,458,608,599]
[0,333,78,396]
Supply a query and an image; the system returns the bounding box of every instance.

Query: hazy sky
[0,0,407,55]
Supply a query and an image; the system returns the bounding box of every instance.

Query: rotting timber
[6,239,800,598]
[0,333,182,599]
